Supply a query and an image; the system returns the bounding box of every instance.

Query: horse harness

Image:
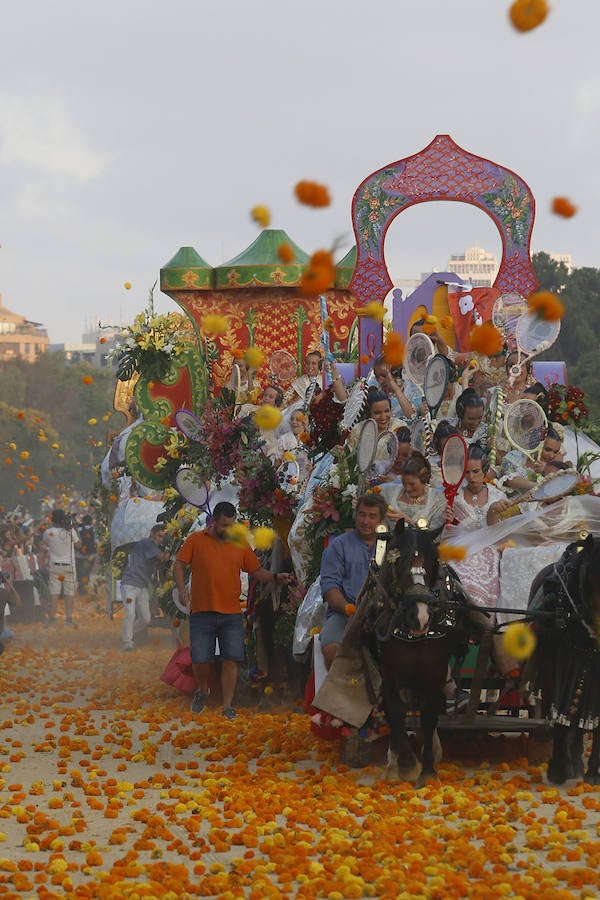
[546,539,598,646]
[367,556,467,644]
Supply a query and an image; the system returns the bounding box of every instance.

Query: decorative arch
[349,134,538,368]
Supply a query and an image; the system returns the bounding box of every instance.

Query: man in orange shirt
[173,502,292,719]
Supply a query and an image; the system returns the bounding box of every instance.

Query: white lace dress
[449,484,506,617]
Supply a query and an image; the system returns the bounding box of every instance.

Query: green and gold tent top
[213,229,309,290]
[160,247,213,292]
[335,246,356,290]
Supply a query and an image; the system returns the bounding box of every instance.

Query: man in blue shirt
[120,524,168,651]
[319,493,388,670]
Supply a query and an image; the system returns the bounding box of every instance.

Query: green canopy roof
[335,246,356,289]
[213,229,309,289]
[160,246,213,292]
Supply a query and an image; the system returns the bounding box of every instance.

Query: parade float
[97,136,600,731]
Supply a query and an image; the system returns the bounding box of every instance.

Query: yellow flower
[244,346,265,369]
[201,314,228,336]
[88,418,97,426]
[503,622,537,660]
[124,282,132,290]
[20,451,30,460]
[252,527,277,550]
[355,302,385,322]
[52,443,60,450]
[250,205,271,228]
[253,405,282,431]
[226,523,250,546]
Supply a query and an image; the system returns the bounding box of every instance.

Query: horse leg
[584,726,600,785]
[382,679,419,782]
[547,725,570,785]
[416,701,440,787]
[566,727,584,780]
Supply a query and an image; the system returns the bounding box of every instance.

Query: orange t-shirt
[175,529,261,614]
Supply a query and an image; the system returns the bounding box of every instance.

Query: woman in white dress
[449,444,510,617]
[380,452,447,531]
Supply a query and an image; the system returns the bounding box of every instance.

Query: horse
[527,533,600,785]
[363,521,472,785]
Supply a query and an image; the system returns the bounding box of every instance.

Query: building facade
[0,294,49,362]
[445,246,499,287]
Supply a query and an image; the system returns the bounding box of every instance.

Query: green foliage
[532,253,600,425]
[0,354,122,510]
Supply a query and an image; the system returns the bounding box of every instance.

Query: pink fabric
[160,645,196,694]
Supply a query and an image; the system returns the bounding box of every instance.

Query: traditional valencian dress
[379,483,448,531]
[449,483,507,618]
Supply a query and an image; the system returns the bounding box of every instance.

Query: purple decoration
[351,135,539,374]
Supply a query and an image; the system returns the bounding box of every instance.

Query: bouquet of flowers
[548,384,588,426]
[111,308,196,383]
[301,446,359,583]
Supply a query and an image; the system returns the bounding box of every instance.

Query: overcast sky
[1,1,598,343]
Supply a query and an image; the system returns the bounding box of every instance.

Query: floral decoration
[111,309,196,383]
[301,446,359,583]
[548,385,588,427]
[482,175,531,247]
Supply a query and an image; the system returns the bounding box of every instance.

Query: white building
[446,246,499,287]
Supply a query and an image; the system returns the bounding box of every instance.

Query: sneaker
[190,691,207,714]
[221,706,237,720]
[446,688,470,714]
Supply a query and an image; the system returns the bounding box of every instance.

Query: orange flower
[5,457,11,465]
[17,411,25,419]
[99,337,107,344]
[294,180,331,208]
[299,431,311,444]
[82,376,93,385]
[508,0,548,32]
[467,321,503,356]
[437,542,467,562]
[57,575,65,582]
[422,322,436,335]
[299,264,334,297]
[277,243,295,264]
[231,348,244,360]
[361,354,370,364]
[383,331,404,367]
[441,315,454,329]
[527,290,564,321]
[345,603,356,617]
[551,196,577,218]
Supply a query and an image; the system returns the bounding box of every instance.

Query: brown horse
[364,522,472,784]
[527,533,600,785]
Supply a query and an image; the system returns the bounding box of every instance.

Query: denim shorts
[189,612,245,663]
[319,610,348,648]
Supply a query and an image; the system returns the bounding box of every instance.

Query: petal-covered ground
[1,605,599,899]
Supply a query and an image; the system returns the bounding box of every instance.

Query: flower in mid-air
[294,180,331,208]
[551,197,577,218]
[250,205,271,228]
[527,291,564,322]
[508,0,548,33]
[253,405,282,431]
